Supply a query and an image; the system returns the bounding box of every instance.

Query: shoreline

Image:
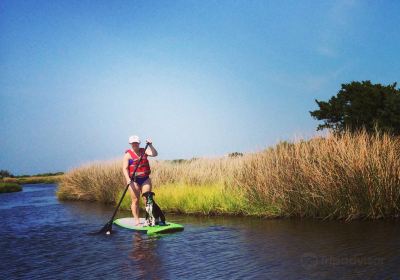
[56,131,400,221]
[58,182,400,221]
[0,182,22,193]
[2,175,63,185]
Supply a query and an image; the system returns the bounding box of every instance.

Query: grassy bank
[2,175,63,184]
[237,131,400,220]
[0,182,22,193]
[57,131,400,220]
[118,183,280,216]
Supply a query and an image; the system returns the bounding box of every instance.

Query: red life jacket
[126,148,151,178]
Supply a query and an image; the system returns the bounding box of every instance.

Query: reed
[235,130,400,220]
[0,182,22,193]
[57,156,245,202]
[57,131,400,220]
[3,175,63,184]
[117,183,280,216]
[57,160,124,203]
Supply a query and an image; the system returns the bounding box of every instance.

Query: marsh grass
[117,183,280,216]
[0,182,22,193]
[57,160,124,203]
[57,131,400,220]
[235,131,400,220]
[3,175,62,184]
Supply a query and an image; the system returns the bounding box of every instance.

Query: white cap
[128,135,141,144]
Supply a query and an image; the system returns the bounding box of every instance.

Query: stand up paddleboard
[113,218,184,235]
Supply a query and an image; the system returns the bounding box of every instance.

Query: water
[0,184,399,279]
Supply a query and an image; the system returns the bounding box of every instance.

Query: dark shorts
[134,176,149,187]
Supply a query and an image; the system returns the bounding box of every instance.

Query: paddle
[97,142,150,235]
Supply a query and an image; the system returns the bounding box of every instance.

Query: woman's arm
[122,153,131,184]
[145,139,158,157]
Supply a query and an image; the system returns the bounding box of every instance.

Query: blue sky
[1,0,399,174]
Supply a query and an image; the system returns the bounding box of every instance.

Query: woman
[123,135,158,226]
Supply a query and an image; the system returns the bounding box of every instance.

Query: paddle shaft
[107,142,150,223]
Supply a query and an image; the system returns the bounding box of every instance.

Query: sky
[1,0,399,175]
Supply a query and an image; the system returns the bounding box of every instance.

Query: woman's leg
[128,183,141,225]
[141,177,152,204]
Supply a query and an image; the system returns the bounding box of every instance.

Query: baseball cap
[128,135,141,144]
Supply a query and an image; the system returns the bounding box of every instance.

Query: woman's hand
[145,139,158,156]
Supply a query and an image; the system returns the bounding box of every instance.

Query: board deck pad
[113,217,184,234]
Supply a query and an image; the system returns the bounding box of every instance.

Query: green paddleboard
[113,217,184,235]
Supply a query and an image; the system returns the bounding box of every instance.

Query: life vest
[126,148,151,178]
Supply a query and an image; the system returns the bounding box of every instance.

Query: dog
[142,191,166,226]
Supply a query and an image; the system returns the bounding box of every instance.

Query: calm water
[0,184,399,279]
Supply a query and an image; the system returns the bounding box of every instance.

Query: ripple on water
[1,184,399,279]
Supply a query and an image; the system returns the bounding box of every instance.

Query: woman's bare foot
[133,218,141,226]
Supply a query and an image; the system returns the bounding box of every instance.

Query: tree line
[310,80,400,135]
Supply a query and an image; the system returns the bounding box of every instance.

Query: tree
[0,170,14,179]
[310,81,400,135]
[228,152,243,158]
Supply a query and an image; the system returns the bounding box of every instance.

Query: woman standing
[123,135,158,226]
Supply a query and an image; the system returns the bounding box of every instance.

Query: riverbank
[57,131,400,220]
[118,183,281,217]
[2,175,63,184]
[0,182,22,193]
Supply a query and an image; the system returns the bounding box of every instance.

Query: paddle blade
[97,221,113,235]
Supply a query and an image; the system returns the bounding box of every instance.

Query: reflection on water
[0,184,399,279]
[127,233,164,279]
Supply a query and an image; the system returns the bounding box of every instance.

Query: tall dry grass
[57,156,245,202]
[57,131,400,220]
[57,160,125,203]
[235,131,400,220]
